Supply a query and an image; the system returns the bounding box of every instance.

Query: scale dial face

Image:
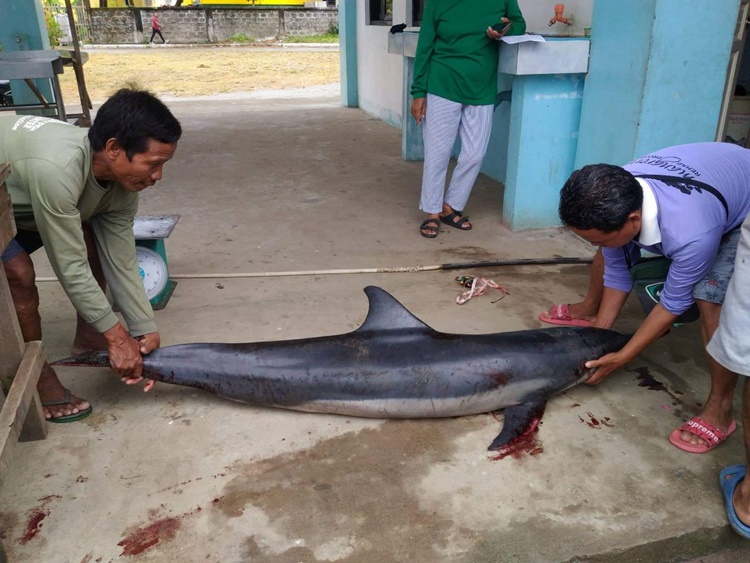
[136,246,168,300]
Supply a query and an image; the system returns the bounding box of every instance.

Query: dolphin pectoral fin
[488,399,547,451]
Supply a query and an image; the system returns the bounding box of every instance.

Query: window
[368,0,393,26]
[412,0,425,26]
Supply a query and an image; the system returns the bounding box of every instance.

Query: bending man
[0,88,182,421]
[553,142,750,453]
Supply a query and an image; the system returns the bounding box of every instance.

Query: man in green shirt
[1,88,182,422]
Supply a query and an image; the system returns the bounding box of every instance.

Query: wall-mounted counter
[498,38,589,229]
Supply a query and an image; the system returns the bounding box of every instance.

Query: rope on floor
[34,256,593,282]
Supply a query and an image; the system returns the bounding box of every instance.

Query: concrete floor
[2,89,750,562]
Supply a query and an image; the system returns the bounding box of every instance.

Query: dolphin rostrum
[54,286,630,452]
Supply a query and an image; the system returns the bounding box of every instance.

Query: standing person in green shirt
[0,87,182,422]
[412,0,525,238]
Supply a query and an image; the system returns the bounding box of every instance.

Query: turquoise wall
[338,0,358,108]
[635,0,738,155]
[0,0,52,107]
[575,0,740,167]
[502,74,585,230]
[480,73,514,182]
[0,0,49,52]
[401,57,424,161]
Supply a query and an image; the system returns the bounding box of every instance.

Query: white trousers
[419,93,494,214]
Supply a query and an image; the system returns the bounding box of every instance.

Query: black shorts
[0,230,44,263]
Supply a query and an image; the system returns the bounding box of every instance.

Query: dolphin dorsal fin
[357,286,431,332]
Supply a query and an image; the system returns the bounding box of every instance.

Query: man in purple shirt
[554,142,750,453]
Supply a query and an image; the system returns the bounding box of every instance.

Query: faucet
[549,3,573,26]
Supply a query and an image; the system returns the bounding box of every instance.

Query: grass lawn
[59,47,340,103]
[285,33,339,43]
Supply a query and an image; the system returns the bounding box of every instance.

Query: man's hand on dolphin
[138,332,161,355]
[128,332,161,392]
[583,351,629,385]
[104,322,153,390]
[585,304,674,385]
[119,332,161,392]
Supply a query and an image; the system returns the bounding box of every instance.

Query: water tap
[549,3,573,26]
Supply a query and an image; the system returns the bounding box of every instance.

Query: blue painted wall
[0,0,49,52]
[503,74,585,230]
[480,72,515,182]
[635,0,738,155]
[0,0,53,107]
[401,57,424,161]
[576,0,740,168]
[338,0,358,108]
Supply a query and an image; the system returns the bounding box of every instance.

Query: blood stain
[20,509,49,544]
[117,517,181,557]
[631,366,684,403]
[489,419,544,461]
[578,412,615,429]
[490,436,543,461]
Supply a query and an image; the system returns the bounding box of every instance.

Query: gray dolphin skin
[54,286,630,452]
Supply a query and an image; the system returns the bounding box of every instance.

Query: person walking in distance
[150,10,168,45]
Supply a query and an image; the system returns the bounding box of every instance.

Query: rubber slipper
[720,464,750,538]
[42,388,93,424]
[539,304,595,327]
[668,416,736,453]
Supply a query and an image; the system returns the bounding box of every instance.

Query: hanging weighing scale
[133,214,180,310]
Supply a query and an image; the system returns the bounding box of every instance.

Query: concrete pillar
[338,0,358,107]
[502,74,585,230]
[575,0,741,168]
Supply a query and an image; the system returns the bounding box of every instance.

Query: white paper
[501,34,546,45]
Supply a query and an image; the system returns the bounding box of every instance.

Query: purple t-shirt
[602,142,750,315]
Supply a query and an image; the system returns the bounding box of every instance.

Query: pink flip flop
[668,416,737,453]
[539,304,595,327]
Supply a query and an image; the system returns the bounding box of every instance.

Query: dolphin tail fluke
[488,399,547,452]
[51,351,111,368]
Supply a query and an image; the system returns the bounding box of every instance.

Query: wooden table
[0,163,48,559]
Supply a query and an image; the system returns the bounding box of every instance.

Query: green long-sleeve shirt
[411,0,526,106]
[0,115,156,336]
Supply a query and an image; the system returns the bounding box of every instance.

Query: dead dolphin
[54,286,629,451]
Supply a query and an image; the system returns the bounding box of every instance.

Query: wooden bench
[0,163,48,560]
